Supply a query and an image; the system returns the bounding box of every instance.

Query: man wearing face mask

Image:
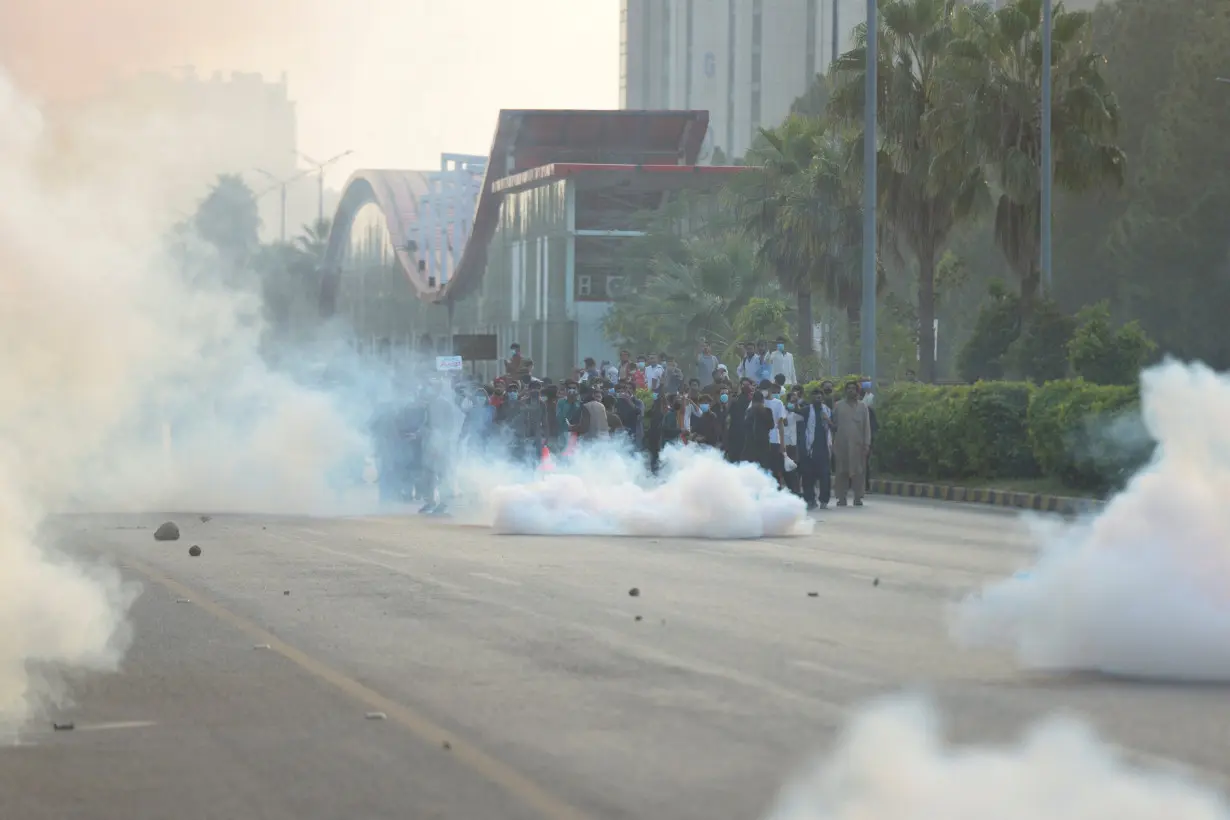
[768,337,797,385]
[691,394,721,448]
[800,387,833,510]
[505,343,523,379]
[632,355,648,389]
[555,383,582,451]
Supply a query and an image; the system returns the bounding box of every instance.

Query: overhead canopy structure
[320,109,713,312]
[438,108,710,303]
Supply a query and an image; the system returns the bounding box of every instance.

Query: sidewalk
[868,478,1106,516]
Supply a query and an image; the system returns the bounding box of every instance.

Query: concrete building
[620,0,866,160]
[51,67,320,242]
[320,110,740,381]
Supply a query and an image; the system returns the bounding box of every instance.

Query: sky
[0,0,620,187]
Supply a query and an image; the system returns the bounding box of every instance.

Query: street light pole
[861,0,878,381]
[254,168,310,243]
[1040,0,1054,295]
[299,150,354,225]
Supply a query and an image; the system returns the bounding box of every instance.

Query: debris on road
[153,522,180,541]
[873,578,880,587]
[628,587,640,597]
[635,615,643,622]
[807,592,819,597]
[52,721,74,732]
[199,515,212,523]
[283,590,290,596]
[253,644,271,650]
[175,598,190,604]
[188,545,202,557]
[365,712,387,721]
[442,741,451,751]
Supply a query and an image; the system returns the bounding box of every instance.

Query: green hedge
[872,378,1152,493]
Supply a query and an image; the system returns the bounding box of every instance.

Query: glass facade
[336,201,438,348]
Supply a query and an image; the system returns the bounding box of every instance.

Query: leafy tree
[604,232,785,361]
[828,0,988,382]
[940,0,1124,307]
[957,281,1021,382]
[1002,297,1075,381]
[1068,301,1156,385]
[193,173,261,266]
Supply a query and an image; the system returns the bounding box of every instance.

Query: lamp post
[861,0,878,381]
[254,168,310,243]
[298,150,354,224]
[1040,0,1054,295]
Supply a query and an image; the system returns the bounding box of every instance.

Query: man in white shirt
[768,336,797,385]
[643,354,665,392]
[762,380,788,486]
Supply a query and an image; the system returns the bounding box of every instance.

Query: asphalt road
[3,498,1229,820]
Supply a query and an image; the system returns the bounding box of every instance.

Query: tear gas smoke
[763,697,1230,820]
[0,67,376,728]
[951,360,1230,680]
[467,441,814,538]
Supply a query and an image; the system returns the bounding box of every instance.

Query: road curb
[868,479,1105,516]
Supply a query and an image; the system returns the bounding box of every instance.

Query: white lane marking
[372,548,411,559]
[469,572,521,587]
[790,659,879,685]
[304,542,469,594]
[76,720,158,732]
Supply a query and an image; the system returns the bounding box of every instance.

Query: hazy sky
[0,0,620,186]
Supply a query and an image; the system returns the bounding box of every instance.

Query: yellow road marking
[124,557,593,820]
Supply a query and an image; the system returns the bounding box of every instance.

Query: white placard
[435,355,463,372]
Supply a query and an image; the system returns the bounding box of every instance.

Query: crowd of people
[368,338,879,515]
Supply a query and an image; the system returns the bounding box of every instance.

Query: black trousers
[800,449,832,508]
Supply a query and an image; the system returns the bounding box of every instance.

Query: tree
[1068,301,1156,385]
[193,173,261,266]
[295,217,333,259]
[940,0,1124,307]
[604,232,786,361]
[735,116,875,368]
[828,0,987,382]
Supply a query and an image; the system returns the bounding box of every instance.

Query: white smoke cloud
[0,66,374,729]
[764,697,1230,820]
[469,441,814,538]
[950,360,1230,681]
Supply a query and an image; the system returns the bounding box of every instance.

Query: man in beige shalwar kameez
[831,380,872,506]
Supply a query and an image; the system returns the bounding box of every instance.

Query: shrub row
[872,379,1154,494]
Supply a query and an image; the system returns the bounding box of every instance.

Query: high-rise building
[620,0,864,160]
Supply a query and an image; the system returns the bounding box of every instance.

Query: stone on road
[4,500,1227,820]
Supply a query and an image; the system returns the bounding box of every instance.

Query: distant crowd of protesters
[369,338,878,515]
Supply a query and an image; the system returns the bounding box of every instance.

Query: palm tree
[736,116,826,355]
[295,217,333,260]
[939,0,1124,308]
[604,232,786,360]
[828,0,988,382]
[736,117,876,372]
